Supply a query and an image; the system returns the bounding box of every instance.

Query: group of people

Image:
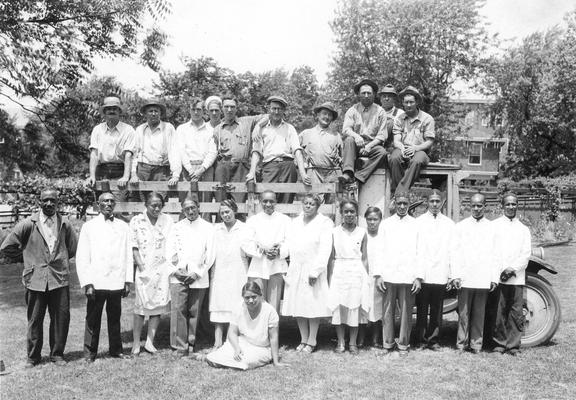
[84,78,436,202]
[1,183,531,370]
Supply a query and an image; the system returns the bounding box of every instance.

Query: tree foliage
[483,10,576,179]
[0,0,170,100]
[328,0,491,160]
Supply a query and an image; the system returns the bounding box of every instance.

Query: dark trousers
[457,288,488,350]
[261,159,298,203]
[181,166,215,221]
[214,160,250,202]
[483,285,501,348]
[26,287,70,362]
[342,136,387,183]
[388,148,429,194]
[170,284,206,352]
[133,162,173,201]
[96,163,128,201]
[415,283,445,345]
[382,283,414,351]
[84,290,123,359]
[493,284,524,350]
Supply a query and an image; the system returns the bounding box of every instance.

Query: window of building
[468,143,482,165]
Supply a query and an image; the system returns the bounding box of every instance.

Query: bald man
[451,193,499,353]
[1,188,78,368]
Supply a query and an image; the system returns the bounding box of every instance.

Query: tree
[0,0,170,101]
[482,10,576,178]
[328,0,492,160]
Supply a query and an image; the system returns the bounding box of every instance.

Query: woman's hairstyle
[242,281,263,297]
[302,193,322,208]
[364,206,382,219]
[339,199,359,214]
[181,197,199,208]
[220,197,238,213]
[145,191,165,207]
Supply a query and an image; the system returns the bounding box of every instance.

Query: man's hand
[301,173,312,186]
[85,176,96,187]
[183,272,200,286]
[264,247,278,260]
[308,276,317,286]
[85,284,96,301]
[402,145,416,159]
[490,282,498,292]
[189,168,204,182]
[354,134,365,147]
[168,176,179,186]
[129,175,140,184]
[376,277,386,293]
[173,268,189,283]
[122,282,131,297]
[245,171,256,182]
[117,177,129,188]
[359,145,371,156]
[500,268,516,282]
[233,348,243,361]
[411,278,423,294]
[451,278,462,290]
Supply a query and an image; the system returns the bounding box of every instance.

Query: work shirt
[0,212,77,291]
[133,121,178,178]
[451,216,499,289]
[383,106,403,121]
[392,109,435,147]
[76,214,133,290]
[39,214,57,253]
[214,115,265,162]
[376,214,423,284]
[416,211,455,285]
[342,103,388,143]
[299,125,342,170]
[244,211,290,279]
[174,120,217,175]
[89,121,137,163]
[492,215,532,285]
[251,120,302,163]
[165,217,215,289]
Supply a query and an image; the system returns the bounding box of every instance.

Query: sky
[92,0,576,95]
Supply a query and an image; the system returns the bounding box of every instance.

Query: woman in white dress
[130,192,173,355]
[282,194,333,353]
[205,282,288,370]
[363,207,384,348]
[210,199,251,348]
[328,200,370,355]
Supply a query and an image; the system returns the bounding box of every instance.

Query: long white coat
[416,211,455,285]
[492,216,532,285]
[451,216,499,289]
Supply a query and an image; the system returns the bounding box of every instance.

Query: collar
[189,120,207,130]
[357,103,376,113]
[100,214,114,222]
[405,109,423,123]
[473,216,484,222]
[222,117,240,127]
[105,122,120,133]
[144,121,163,132]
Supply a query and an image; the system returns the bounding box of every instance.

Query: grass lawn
[1,244,575,399]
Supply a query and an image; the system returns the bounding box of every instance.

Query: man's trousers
[457,287,488,351]
[493,284,524,351]
[170,283,206,352]
[415,283,445,345]
[382,283,414,351]
[84,289,123,359]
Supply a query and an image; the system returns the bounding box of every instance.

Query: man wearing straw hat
[389,86,435,194]
[340,79,389,185]
[86,96,136,193]
[205,95,223,129]
[130,99,178,200]
[299,102,342,186]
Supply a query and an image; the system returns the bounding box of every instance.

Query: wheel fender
[527,256,558,275]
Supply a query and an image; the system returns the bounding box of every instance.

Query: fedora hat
[267,95,288,108]
[378,84,398,97]
[353,79,379,95]
[313,102,338,120]
[399,86,423,103]
[99,96,124,114]
[140,99,166,115]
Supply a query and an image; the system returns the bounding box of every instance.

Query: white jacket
[377,214,422,284]
[452,216,499,289]
[492,215,532,285]
[416,211,455,285]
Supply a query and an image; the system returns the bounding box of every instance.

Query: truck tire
[522,273,561,347]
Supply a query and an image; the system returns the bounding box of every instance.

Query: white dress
[209,221,251,323]
[328,225,371,327]
[281,213,333,318]
[129,213,173,316]
[206,301,279,370]
[366,232,384,322]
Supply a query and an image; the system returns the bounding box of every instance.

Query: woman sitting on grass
[204,282,288,370]
[328,199,371,355]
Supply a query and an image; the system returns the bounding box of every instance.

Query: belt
[138,162,169,168]
[99,162,123,167]
[189,160,203,165]
[308,166,340,171]
[266,156,294,164]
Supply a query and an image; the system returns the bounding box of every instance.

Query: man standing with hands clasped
[0,188,78,368]
[450,193,499,354]
[76,192,134,362]
[374,192,423,356]
[491,193,531,355]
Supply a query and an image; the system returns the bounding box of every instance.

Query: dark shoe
[415,343,428,351]
[84,356,95,363]
[349,345,359,355]
[507,348,520,356]
[429,343,441,351]
[50,357,67,367]
[492,346,505,354]
[337,172,354,184]
[110,353,132,360]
